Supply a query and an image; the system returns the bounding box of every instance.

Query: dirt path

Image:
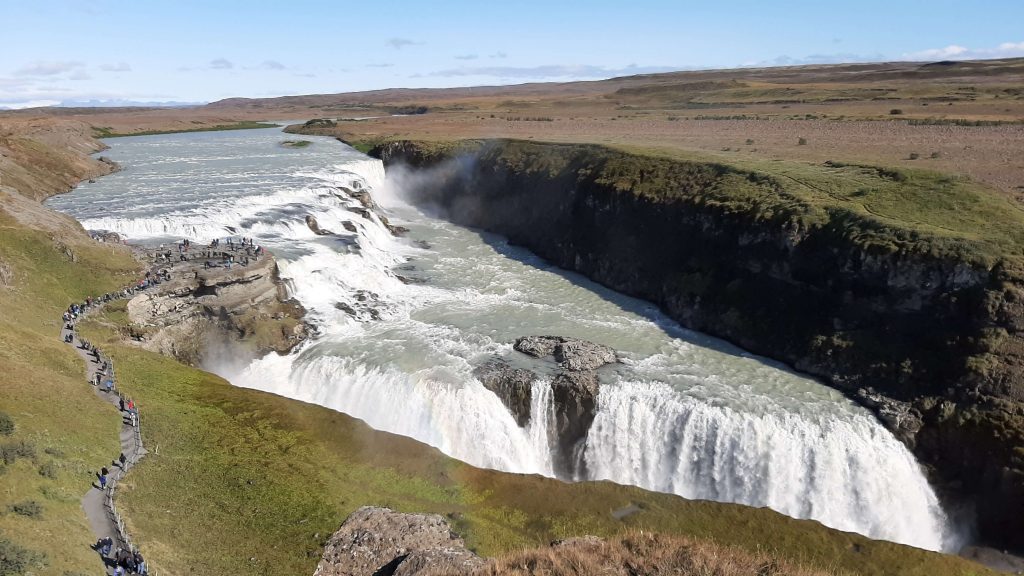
[63,302,148,574]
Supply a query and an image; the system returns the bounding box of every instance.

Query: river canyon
[46,126,958,553]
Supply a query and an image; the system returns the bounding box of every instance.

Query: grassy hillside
[91,120,277,138]
[0,211,140,575]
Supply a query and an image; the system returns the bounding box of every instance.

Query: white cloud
[387,38,419,50]
[100,62,132,72]
[261,60,286,70]
[455,54,478,60]
[367,63,394,68]
[0,99,61,110]
[489,52,508,59]
[69,71,93,81]
[209,58,234,70]
[14,61,85,76]
[903,40,1024,61]
[428,63,678,79]
[742,52,881,67]
[905,45,969,60]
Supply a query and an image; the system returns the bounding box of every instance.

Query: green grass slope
[0,212,140,575]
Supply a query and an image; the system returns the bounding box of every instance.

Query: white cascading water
[45,127,957,552]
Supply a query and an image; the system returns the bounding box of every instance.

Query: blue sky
[2,0,1022,108]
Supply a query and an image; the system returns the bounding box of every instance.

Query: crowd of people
[152,236,266,270]
[95,537,147,575]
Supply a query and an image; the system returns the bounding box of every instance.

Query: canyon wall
[371,139,1024,550]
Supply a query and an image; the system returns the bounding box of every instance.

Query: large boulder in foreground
[314,506,485,576]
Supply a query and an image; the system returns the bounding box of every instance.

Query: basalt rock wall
[371,138,1024,550]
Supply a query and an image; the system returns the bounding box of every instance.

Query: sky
[1,0,1023,109]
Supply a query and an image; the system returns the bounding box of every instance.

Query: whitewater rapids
[46,126,957,551]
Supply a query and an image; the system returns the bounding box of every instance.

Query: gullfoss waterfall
[46,127,956,552]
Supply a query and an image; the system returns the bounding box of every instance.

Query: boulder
[306,214,333,236]
[473,359,537,427]
[555,339,618,372]
[856,388,923,446]
[314,506,485,576]
[393,547,486,576]
[513,335,558,359]
[514,335,617,371]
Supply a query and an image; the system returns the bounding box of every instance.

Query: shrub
[0,538,45,574]
[745,139,754,145]
[890,108,904,115]
[302,118,336,128]
[38,461,58,479]
[909,152,920,160]
[0,440,36,465]
[0,411,13,436]
[797,137,808,145]
[930,151,942,159]
[8,500,43,518]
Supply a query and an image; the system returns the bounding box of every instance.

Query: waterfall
[583,380,952,551]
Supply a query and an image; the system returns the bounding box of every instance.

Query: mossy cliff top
[366,137,1024,270]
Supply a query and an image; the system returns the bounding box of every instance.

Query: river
[46,125,956,551]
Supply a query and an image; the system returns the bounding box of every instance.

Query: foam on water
[45,127,958,552]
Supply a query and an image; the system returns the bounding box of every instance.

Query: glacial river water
[47,126,957,551]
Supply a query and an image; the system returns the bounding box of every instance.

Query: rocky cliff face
[125,249,308,369]
[372,139,1024,550]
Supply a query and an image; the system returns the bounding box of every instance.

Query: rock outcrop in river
[475,335,618,478]
[125,248,308,368]
[373,138,1024,550]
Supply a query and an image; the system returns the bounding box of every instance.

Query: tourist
[119,452,127,467]
[98,473,107,490]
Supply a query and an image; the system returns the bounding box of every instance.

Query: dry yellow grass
[428,532,842,576]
